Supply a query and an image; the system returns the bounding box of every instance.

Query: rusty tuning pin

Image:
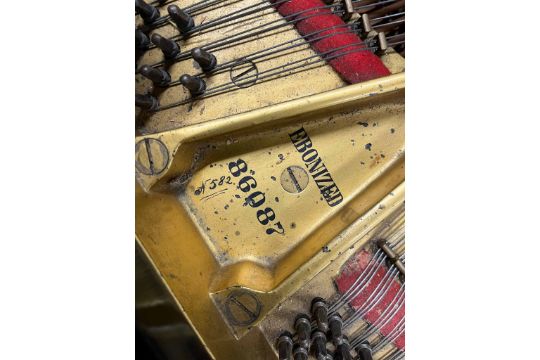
[179,74,206,96]
[135,0,160,25]
[191,47,217,72]
[135,93,159,111]
[168,5,195,32]
[138,65,171,87]
[151,33,180,59]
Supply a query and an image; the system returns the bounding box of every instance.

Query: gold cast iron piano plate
[259,195,404,360]
[136,73,404,359]
[136,0,345,133]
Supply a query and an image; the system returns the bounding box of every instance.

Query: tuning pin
[136,29,150,50]
[179,74,206,96]
[328,314,344,346]
[294,314,311,350]
[139,65,171,87]
[191,48,217,72]
[361,14,372,34]
[151,33,180,59]
[293,345,308,360]
[135,0,160,25]
[136,93,159,110]
[354,341,373,360]
[311,298,329,333]
[167,5,195,32]
[277,331,293,360]
[312,331,329,360]
[375,32,388,55]
[334,336,352,360]
[341,0,355,21]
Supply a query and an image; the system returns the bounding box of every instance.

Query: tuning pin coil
[135,0,160,25]
[179,74,206,96]
[136,29,150,50]
[191,48,217,72]
[151,33,180,59]
[168,5,195,33]
[139,65,171,87]
[136,93,159,111]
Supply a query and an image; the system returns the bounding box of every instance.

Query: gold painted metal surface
[136,243,211,359]
[258,186,405,360]
[136,0,345,134]
[136,73,405,359]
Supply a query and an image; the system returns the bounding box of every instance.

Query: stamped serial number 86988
[228,159,285,235]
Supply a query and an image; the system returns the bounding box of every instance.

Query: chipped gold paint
[136,71,404,358]
[136,1,405,357]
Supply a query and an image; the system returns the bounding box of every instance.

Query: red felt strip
[273,0,391,83]
[335,250,405,350]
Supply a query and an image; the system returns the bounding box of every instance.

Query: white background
[1,0,539,358]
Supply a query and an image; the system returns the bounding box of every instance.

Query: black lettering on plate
[288,127,344,207]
